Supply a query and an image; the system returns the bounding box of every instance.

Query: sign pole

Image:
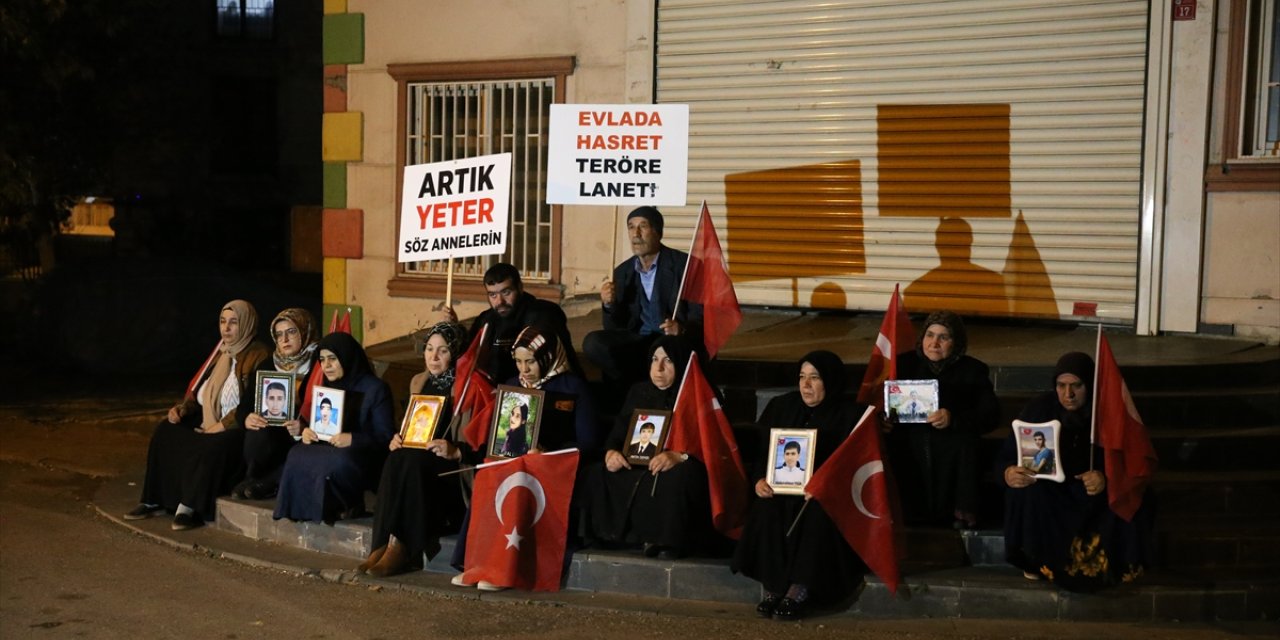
[445,257,455,311]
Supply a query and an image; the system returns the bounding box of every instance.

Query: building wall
[346,0,637,344]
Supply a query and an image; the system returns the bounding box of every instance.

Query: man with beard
[443,262,578,383]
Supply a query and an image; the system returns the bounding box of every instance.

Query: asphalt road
[1,385,1274,639]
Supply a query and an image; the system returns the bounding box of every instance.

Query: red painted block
[322,208,363,258]
[324,64,347,113]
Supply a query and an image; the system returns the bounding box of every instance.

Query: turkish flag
[462,450,580,591]
[678,201,742,359]
[857,284,915,406]
[666,354,749,539]
[452,325,496,450]
[183,342,222,398]
[1095,334,1157,522]
[807,406,902,595]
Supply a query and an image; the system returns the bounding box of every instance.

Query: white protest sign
[399,153,511,263]
[546,104,688,206]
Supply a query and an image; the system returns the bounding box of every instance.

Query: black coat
[603,244,703,347]
[468,291,580,382]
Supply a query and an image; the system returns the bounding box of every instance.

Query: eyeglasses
[273,327,300,340]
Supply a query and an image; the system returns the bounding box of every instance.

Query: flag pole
[445,256,455,314]
[785,500,811,537]
[670,202,705,323]
[1089,323,1102,471]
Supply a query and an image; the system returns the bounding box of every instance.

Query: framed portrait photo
[254,370,297,426]
[766,428,818,495]
[1012,419,1065,483]
[398,394,447,449]
[624,409,673,465]
[884,379,940,424]
[310,386,345,442]
[487,385,545,460]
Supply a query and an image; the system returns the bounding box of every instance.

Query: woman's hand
[648,451,684,475]
[1077,470,1107,496]
[927,408,951,430]
[283,419,302,437]
[330,433,351,448]
[754,478,774,499]
[245,413,268,430]
[604,449,630,472]
[301,427,319,444]
[1004,464,1036,488]
[426,439,461,460]
[167,404,185,424]
[389,433,404,451]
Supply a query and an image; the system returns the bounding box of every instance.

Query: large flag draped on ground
[807,406,902,595]
[453,325,496,450]
[857,284,915,406]
[1093,333,1157,522]
[462,450,579,591]
[666,354,749,539]
[677,201,742,359]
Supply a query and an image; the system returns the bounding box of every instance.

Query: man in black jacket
[444,262,579,383]
[584,207,702,395]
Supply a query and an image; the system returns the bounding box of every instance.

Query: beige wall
[346,0,642,344]
[1201,192,1280,342]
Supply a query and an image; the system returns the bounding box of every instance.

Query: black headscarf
[1053,351,1095,397]
[799,350,846,409]
[650,335,694,388]
[916,310,969,372]
[316,332,373,391]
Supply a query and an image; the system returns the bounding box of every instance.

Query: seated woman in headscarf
[583,336,713,559]
[234,308,319,500]
[1002,352,1153,592]
[450,325,602,590]
[273,332,395,524]
[889,310,999,529]
[732,351,867,621]
[358,321,468,577]
[124,300,270,530]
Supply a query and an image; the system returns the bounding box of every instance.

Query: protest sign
[399,153,511,263]
[546,104,688,206]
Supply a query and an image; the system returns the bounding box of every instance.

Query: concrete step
[213,496,1279,621]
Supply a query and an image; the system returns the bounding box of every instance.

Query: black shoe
[244,481,277,501]
[123,504,164,521]
[642,543,660,558]
[755,593,781,618]
[171,512,204,531]
[657,547,685,560]
[772,597,805,621]
[230,480,252,500]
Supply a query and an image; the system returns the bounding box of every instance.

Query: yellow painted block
[322,112,363,162]
[323,257,347,304]
[323,0,347,15]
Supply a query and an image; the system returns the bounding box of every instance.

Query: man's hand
[600,280,615,307]
[659,319,683,336]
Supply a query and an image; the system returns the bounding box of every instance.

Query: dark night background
[1,0,323,376]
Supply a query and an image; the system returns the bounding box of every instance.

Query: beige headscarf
[200,300,259,426]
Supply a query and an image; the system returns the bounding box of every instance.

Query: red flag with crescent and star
[1094,333,1157,522]
[856,284,915,407]
[453,325,496,450]
[462,449,579,591]
[677,201,742,359]
[666,354,749,539]
[806,406,902,595]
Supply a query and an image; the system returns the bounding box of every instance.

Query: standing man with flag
[1001,350,1155,591]
[584,207,703,405]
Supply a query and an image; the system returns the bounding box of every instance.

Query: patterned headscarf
[270,308,319,374]
[423,321,467,390]
[512,325,571,389]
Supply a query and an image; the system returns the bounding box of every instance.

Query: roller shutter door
[655,0,1150,322]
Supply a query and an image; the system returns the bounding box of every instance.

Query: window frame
[386,57,575,301]
[1208,0,1280,191]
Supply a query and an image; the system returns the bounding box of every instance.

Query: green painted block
[323,13,364,65]
[323,162,347,209]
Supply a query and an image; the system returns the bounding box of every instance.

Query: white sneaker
[451,574,475,587]
[477,580,507,592]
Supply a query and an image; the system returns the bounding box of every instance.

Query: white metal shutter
[655,0,1150,323]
